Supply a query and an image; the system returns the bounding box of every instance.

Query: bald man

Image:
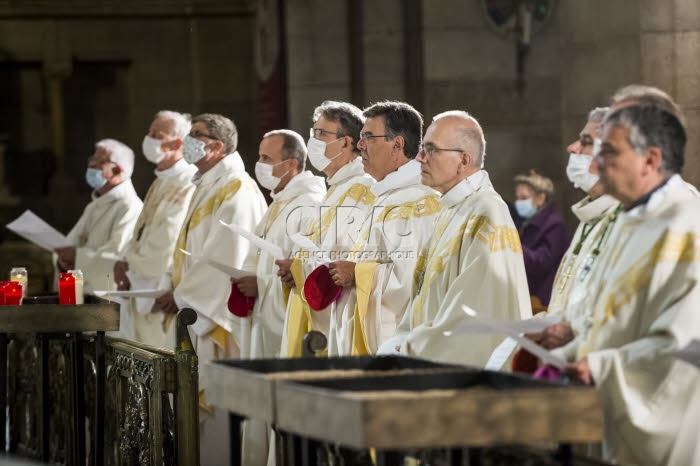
[391,111,532,366]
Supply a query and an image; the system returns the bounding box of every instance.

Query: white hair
[156,110,192,140]
[96,138,134,179]
[432,110,486,168]
[587,107,609,124]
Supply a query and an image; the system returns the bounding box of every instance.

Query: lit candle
[58,273,76,305]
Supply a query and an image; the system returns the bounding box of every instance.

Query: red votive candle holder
[58,273,76,305]
[0,281,11,305]
[3,281,22,305]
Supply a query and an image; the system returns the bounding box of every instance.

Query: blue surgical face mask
[515,198,537,218]
[85,168,107,190]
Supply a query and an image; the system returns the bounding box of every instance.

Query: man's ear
[111,164,122,177]
[209,139,224,155]
[645,146,663,173]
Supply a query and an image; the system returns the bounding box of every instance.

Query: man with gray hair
[324,101,442,356]
[55,138,143,293]
[111,110,197,348]
[554,104,700,465]
[386,110,532,365]
[278,100,376,358]
[155,113,267,466]
[526,107,621,355]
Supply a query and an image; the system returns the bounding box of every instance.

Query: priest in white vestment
[515,108,621,363]
[326,101,442,356]
[111,111,196,348]
[235,130,326,360]
[559,105,700,465]
[154,113,266,466]
[277,101,375,358]
[234,130,326,466]
[540,86,696,353]
[392,111,531,366]
[55,139,142,293]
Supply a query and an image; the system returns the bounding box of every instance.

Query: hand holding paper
[457,305,567,370]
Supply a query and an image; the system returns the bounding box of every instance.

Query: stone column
[640,0,700,187]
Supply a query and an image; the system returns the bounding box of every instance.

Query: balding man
[112,110,197,348]
[235,129,326,360]
[55,138,143,293]
[391,111,531,365]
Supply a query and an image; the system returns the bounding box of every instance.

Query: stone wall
[0,10,256,232]
[639,0,700,187]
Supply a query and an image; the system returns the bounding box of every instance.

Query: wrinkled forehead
[150,116,174,135]
[361,115,386,133]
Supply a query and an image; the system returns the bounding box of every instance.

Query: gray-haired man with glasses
[385,110,532,366]
[325,100,442,356]
[276,100,377,357]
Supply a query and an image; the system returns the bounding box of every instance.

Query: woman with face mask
[513,170,570,307]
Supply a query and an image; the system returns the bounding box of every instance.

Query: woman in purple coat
[513,170,570,306]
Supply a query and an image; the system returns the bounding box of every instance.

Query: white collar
[626,174,682,218]
[192,151,246,186]
[370,159,422,197]
[154,158,192,179]
[271,170,326,201]
[439,170,489,207]
[327,157,367,186]
[571,194,619,223]
[91,178,135,202]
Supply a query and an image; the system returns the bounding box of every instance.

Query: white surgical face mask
[566,138,601,194]
[255,160,289,191]
[142,135,166,164]
[307,136,342,171]
[182,135,207,164]
[515,198,537,218]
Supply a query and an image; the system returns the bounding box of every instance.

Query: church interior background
[0,0,699,292]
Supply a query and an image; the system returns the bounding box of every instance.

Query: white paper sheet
[93,289,169,299]
[484,337,519,371]
[125,270,158,314]
[178,248,251,279]
[6,209,73,251]
[289,232,331,264]
[456,305,567,370]
[445,313,562,336]
[674,339,700,369]
[218,220,285,260]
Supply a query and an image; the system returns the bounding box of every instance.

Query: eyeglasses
[189,129,220,141]
[419,144,465,157]
[310,128,339,139]
[359,132,389,141]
